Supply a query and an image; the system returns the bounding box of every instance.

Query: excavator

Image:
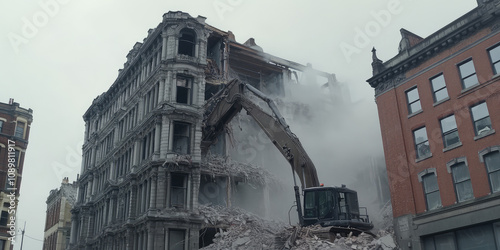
[201,79,373,238]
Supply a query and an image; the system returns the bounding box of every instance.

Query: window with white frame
[470,102,492,136]
[406,87,421,115]
[0,120,4,133]
[413,127,430,159]
[458,59,479,89]
[430,74,449,103]
[440,115,460,148]
[488,43,500,75]
[422,172,442,211]
[450,162,473,202]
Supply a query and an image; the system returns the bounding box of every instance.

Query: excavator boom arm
[202,79,320,188]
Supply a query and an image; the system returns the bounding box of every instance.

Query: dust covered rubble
[198,205,398,250]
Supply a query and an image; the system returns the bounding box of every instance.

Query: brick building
[0,99,33,250]
[69,11,338,250]
[367,1,500,249]
[43,177,77,250]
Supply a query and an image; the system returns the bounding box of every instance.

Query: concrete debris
[198,205,286,249]
[199,205,398,250]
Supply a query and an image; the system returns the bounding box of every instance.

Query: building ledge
[415,153,432,163]
[433,97,450,107]
[407,109,423,119]
[414,191,500,223]
[443,142,463,152]
[474,129,495,141]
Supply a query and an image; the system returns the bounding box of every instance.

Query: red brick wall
[377,29,500,217]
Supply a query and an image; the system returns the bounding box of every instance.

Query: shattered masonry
[69,11,340,250]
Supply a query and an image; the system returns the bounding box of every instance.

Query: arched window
[178,28,196,57]
[479,146,500,193]
[447,157,473,202]
[418,168,442,211]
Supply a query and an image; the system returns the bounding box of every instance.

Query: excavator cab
[302,186,373,232]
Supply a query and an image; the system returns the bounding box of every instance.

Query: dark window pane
[414,127,428,144]
[424,174,439,192]
[434,232,456,250]
[173,123,190,154]
[0,211,7,226]
[494,63,500,75]
[0,121,3,132]
[463,74,479,89]
[456,224,496,250]
[169,229,186,250]
[459,60,476,78]
[485,152,500,172]
[434,89,449,102]
[441,116,457,133]
[456,181,474,202]
[491,171,500,193]
[15,122,25,138]
[423,237,436,250]
[304,192,316,218]
[444,131,460,147]
[475,117,492,135]
[417,142,431,158]
[426,191,441,210]
[452,163,469,182]
[410,101,422,114]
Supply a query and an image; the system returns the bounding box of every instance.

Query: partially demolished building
[69,11,337,250]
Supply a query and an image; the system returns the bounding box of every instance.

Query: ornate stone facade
[69,11,338,250]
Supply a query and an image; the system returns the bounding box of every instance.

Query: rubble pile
[198,205,287,249]
[286,225,397,250]
[198,205,398,250]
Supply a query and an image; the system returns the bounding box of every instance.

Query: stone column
[166,172,171,208]
[158,78,166,103]
[156,167,166,209]
[109,161,116,181]
[171,74,177,102]
[147,223,155,250]
[191,170,200,210]
[161,32,168,60]
[133,140,140,168]
[160,116,170,157]
[69,213,78,245]
[154,118,161,160]
[91,147,96,167]
[129,186,137,219]
[149,173,157,209]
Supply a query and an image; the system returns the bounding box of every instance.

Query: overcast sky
[0,0,478,249]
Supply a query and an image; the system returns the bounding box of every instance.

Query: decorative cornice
[368,2,500,95]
